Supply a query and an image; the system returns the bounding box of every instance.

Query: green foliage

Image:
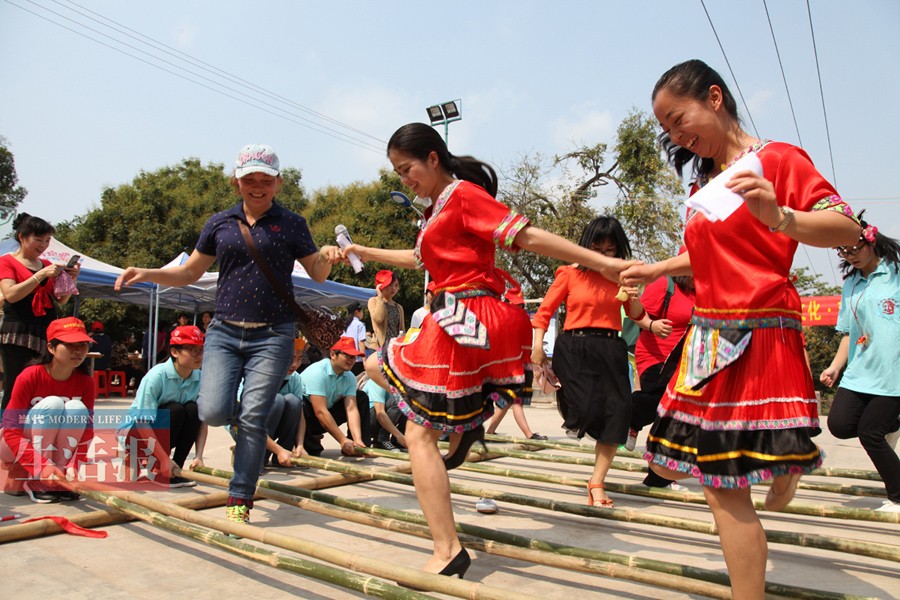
[496,108,684,298]
[304,169,425,318]
[0,137,27,217]
[793,266,843,399]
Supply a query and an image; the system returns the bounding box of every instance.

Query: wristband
[649,320,656,334]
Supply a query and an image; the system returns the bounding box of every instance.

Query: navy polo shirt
[196,201,318,323]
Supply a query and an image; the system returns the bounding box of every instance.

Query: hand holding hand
[820,366,840,388]
[317,244,343,265]
[620,263,661,286]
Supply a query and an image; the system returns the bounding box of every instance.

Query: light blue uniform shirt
[299,358,356,409]
[124,359,201,424]
[835,260,900,395]
[364,378,389,410]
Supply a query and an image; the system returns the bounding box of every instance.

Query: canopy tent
[0,237,158,308]
[158,252,375,313]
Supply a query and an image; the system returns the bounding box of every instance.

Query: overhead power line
[5,0,385,154]
[699,0,759,137]
[762,0,803,147]
[806,0,838,187]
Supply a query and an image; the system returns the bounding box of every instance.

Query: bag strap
[236,219,308,324]
[661,276,675,319]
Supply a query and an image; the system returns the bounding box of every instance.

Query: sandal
[587,481,614,508]
[764,473,801,512]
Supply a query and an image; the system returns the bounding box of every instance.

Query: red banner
[801,296,841,327]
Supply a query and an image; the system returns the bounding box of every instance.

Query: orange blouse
[532,265,625,331]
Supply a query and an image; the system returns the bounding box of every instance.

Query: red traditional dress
[383,180,532,433]
[645,141,857,488]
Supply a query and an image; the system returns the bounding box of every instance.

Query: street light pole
[425,99,462,145]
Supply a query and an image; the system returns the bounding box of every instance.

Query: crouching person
[119,325,207,487]
[300,336,370,456]
[1,318,96,503]
[365,376,407,451]
[262,338,307,468]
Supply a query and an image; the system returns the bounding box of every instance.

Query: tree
[54,159,309,340]
[304,169,425,318]
[0,136,28,218]
[793,266,843,402]
[495,108,684,299]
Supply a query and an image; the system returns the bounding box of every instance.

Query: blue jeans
[198,319,294,500]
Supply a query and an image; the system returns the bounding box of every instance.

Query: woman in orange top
[532,216,645,508]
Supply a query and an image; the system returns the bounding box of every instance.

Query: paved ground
[1,394,898,599]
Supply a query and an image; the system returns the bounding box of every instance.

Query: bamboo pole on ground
[463,444,888,497]
[288,454,900,563]
[0,464,409,545]
[76,488,433,600]
[80,481,537,600]
[485,434,885,482]
[190,466,872,600]
[364,446,900,525]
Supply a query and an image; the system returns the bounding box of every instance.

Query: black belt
[564,328,619,338]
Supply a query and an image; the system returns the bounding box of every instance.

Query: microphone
[334,224,364,274]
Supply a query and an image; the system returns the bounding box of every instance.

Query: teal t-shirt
[835,260,900,395]
[364,378,389,410]
[299,358,356,409]
[121,360,201,427]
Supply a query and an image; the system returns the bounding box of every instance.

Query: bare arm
[343,396,365,447]
[621,252,692,286]
[0,263,65,304]
[374,403,407,448]
[115,250,216,290]
[531,328,548,365]
[297,245,342,283]
[189,424,208,469]
[513,225,635,283]
[727,171,860,247]
[343,244,419,270]
[310,394,350,446]
[820,335,851,387]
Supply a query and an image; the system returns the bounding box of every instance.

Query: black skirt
[552,330,631,444]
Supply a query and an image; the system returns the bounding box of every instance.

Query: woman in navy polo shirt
[115,144,342,526]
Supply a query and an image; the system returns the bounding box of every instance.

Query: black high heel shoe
[443,425,486,470]
[439,548,471,578]
[398,548,471,590]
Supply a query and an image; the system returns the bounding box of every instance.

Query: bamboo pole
[484,434,886,482]
[285,454,900,563]
[363,446,900,525]
[80,481,538,600]
[0,464,410,545]
[76,488,433,600]
[192,466,871,600]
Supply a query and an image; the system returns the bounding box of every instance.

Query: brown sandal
[587,482,614,508]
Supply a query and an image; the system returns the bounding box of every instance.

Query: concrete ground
[1,393,898,599]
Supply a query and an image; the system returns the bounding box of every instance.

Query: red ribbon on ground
[23,516,108,538]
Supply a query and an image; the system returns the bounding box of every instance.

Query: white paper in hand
[685,152,763,222]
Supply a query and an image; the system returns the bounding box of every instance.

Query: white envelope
[685,152,763,222]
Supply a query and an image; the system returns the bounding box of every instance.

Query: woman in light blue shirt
[821,215,900,512]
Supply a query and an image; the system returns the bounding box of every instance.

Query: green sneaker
[225,504,250,538]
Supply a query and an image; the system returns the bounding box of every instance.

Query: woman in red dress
[347,122,631,581]
[622,60,860,599]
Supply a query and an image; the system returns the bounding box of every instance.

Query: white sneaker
[875,500,900,513]
[624,428,638,452]
[475,498,498,513]
[668,482,687,492]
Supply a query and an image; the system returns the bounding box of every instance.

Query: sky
[2,0,899,289]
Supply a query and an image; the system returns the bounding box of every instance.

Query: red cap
[426,281,437,294]
[47,317,94,344]
[332,336,365,357]
[91,321,104,332]
[293,338,307,352]
[374,269,395,290]
[170,325,205,347]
